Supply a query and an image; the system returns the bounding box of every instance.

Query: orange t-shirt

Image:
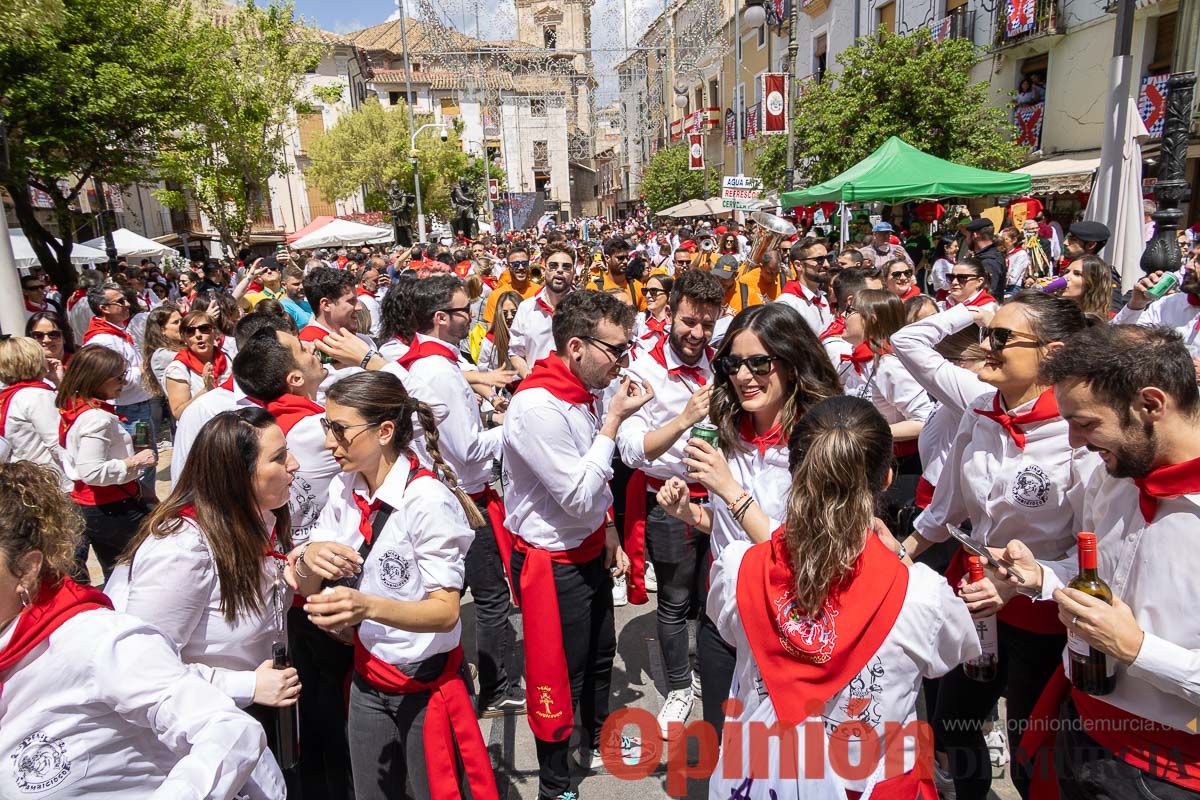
[592,271,645,310]
[730,267,787,312]
[483,278,539,323]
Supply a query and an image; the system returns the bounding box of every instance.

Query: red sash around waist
[946,547,1064,635]
[512,526,606,742]
[623,470,707,605]
[893,439,919,459]
[846,769,937,800]
[353,642,498,800]
[467,485,516,606]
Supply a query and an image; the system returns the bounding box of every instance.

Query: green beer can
[690,422,719,448]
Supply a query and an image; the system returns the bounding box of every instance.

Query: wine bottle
[272,643,300,769]
[963,556,999,682]
[1067,532,1116,696]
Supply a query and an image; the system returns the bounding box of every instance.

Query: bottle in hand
[963,556,999,682]
[1067,532,1116,696]
[271,643,300,769]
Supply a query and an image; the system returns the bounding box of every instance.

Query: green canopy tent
[780,136,1031,206]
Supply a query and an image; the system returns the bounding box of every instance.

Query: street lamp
[409,122,448,243]
[742,0,767,28]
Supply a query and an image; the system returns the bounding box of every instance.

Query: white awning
[1013,150,1101,195]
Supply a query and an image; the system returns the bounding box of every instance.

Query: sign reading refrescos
[721,176,763,210]
[688,133,705,171]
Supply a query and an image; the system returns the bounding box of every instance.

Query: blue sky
[294,0,495,36]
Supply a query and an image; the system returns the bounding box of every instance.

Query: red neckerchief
[640,316,668,342]
[973,389,1059,450]
[738,414,785,456]
[0,578,112,698]
[297,323,329,343]
[647,335,708,386]
[66,289,87,311]
[262,393,325,435]
[780,280,827,308]
[819,316,847,340]
[84,317,133,345]
[356,287,375,298]
[24,298,47,313]
[0,381,53,432]
[840,341,875,376]
[58,396,123,446]
[1133,456,1200,523]
[217,375,235,391]
[173,348,228,382]
[963,289,998,308]
[396,336,458,370]
[352,492,383,545]
[735,527,908,725]
[481,276,497,289]
[336,256,349,269]
[485,331,496,343]
[899,284,921,301]
[514,352,595,409]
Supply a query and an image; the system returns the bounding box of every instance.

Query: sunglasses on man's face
[714,354,781,377]
[23,284,46,292]
[509,260,531,270]
[582,335,635,362]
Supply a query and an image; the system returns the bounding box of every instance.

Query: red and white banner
[761,73,789,135]
[745,103,762,139]
[1138,74,1168,138]
[724,109,736,146]
[1013,101,1044,148]
[688,133,705,171]
[1005,0,1035,38]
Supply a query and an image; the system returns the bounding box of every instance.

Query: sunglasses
[508,260,531,269]
[674,259,691,266]
[889,269,914,280]
[103,298,130,307]
[714,354,781,377]
[947,273,982,284]
[979,326,1043,352]
[29,330,63,342]
[23,285,46,292]
[582,335,635,361]
[644,288,666,298]
[183,323,214,335]
[798,254,837,265]
[319,417,379,445]
[439,306,472,317]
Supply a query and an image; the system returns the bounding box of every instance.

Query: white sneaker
[985,728,1010,767]
[691,671,702,698]
[612,574,628,607]
[644,561,657,592]
[590,734,642,770]
[656,688,695,738]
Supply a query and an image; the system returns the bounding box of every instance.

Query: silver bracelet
[896,543,908,561]
[294,545,312,578]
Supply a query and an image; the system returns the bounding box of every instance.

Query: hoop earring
[18,585,32,608]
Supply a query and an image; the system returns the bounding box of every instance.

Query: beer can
[689,422,719,449]
[132,421,151,449]
[1147,271,1179,300]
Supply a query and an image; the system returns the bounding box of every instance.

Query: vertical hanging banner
[724,109,736,146]
[688,133,705,171]
[1138,74,1169,137]
[761,73,789,135]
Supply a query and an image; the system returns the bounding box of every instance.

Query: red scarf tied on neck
[514,352,596,411]
[396,337,458,370]
[972,388,1059,450]
[1133,456,1200,523]
[352,493,383,544]
[0,381,53,433]
[736,527,908,726]
[819,316,847,340]
[0,578,113,698]
[737,414,785,456]
[640,316,668,343]
[66,289,87,311]
[646,336,708,386]
[84,317,133,345]
[781,281,827,307]
[173,348,228,384]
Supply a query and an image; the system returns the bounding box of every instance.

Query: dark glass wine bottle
[272,643,300,769]
[1067,532,1116,696]
[963,556,999,682]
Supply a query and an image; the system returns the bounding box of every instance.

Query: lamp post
[395,0,428,242]
[92,177,119,270]
[410,121,447,241]
[1140,71,1196,275]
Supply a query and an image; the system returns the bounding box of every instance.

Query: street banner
[724,109,736,146]
[721,175,763,210]
[1005,0,1035,38]
[1138,74,1168,138]
[745,103,761,139]
[1014,101,1044,148]
[29,186,54,209]
[765,0,789,25]
[688,133,705,171]
[487,179,499,203]
[761,74,789,135]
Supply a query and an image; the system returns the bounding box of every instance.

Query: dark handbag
[324,502,394,592]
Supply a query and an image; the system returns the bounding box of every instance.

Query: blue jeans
[116,400,157,499]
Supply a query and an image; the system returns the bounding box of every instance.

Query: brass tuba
[745,211,797,269]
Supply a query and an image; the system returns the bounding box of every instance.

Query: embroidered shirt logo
[11,732,71,793]
[1011,464,1051,508]
[378,550,412,590]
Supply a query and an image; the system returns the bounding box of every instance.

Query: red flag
[761,73,789,135]
[688,133,705,171]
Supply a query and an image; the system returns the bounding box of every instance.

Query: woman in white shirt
[109,408,302,763]
[656,303,843,735]
[56,345,156,581]
[709,396,977,799]
[476,289,521,371]
[929,236,959,301]
[0,337,65,489]
[0,461,285,799]
[634,274,673,349]
[164,311,232,418]
[25,311,72,386]
[141,305,183,396]
[291,371,496,800]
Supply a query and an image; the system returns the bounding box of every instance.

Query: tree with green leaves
[156,0,323,257]
[641,143,722,213]
[753,27,1025,192]
[0,0,207,291]
[305,99,474,220]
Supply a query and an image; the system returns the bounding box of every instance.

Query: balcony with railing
[991,0,1063,50]
[929,9,976,43]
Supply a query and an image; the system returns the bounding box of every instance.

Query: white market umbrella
[81,227,177,259]
[10,229,106,269]
[288,218,394,249]
[1086,103,1149,292]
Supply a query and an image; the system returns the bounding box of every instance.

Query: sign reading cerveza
[721,176,763,210]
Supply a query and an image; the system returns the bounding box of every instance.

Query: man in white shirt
[502,290,651,800]
[777,238,834,335]
[355,264,384,338]
[297,266,378,401]
[509,243,575,377]
[985,324,1200,799]
[1113,244,1200,372]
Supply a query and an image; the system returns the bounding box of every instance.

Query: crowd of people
[2,208,1199,800]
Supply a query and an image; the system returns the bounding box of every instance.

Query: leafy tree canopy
[641,143,721,213]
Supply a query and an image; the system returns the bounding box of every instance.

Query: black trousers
[288,606,355,800]
[933,622,1066,800]
[696,611,737,741]
[464,494,518,707]
[644,496,708,691]
[75,498,148,583]
[511,550,616,800]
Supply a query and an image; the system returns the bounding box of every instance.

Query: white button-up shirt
[169,384,252,486]
[775,282,832,337]
[163,357,234,399]
[840,353,936,426]
[0,609,284,799]
[1113,293,1200,359]
[61,407,137,490]
[708,439,791,560]
[502,384,613,550]
[1,383,66,490]
[508,289,557,364]
[1038,470,1200,732]
[309,460,471,666]
[86,329,151,406]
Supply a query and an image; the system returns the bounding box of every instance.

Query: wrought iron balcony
[991,0,1063,49]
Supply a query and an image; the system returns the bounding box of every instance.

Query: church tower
[514,0,592,56]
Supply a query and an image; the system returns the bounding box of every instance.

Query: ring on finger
[1071,615,1079,629]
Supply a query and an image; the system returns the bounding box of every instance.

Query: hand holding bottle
[1055,588,1144,666]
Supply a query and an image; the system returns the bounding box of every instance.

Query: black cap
[1069,221,1110,242]
[711,255,740,280]
[964,218,994,233]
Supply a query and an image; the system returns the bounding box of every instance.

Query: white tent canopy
[81,227,177,259]
[11,229,106,270]
[288,218,394,249]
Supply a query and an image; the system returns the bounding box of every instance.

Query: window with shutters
[296,113,324,155]
[876,1,896,32]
